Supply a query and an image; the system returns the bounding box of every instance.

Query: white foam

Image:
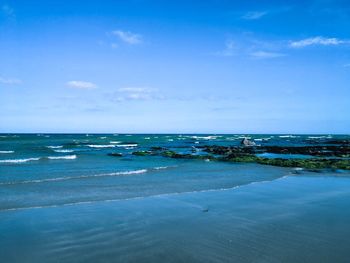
[53,149,74,153]
[190,135,220,140]
[153,166,172,170]
[114,169,147,175]
[0,151,14,154]
[87,145,115,148]
[116,144,138,148]
[0,169,148,186]
[47,146,63,149]
[0,158,40,163]
[47,155,77,160]
[279,135,299,138]
[110,141,121,144]
[255,137,271,141]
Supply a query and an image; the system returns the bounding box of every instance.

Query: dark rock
[150,146,167,151]
[203,144,350,158]
[132,151,154,156]
[124,144,350,170]
[107,152,123,157]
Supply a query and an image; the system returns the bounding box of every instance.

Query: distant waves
[0,155,77,164]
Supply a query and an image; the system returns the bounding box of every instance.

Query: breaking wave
[53,149,74,153]
[0,158,40,164]
[47,155,77,160]
[87,145,115,148]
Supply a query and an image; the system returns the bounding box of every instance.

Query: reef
[203,145,350,158]
[127,144,350,170]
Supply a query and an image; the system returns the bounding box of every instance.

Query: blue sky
[0,0,349,133]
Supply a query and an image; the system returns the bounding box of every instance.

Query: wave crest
[53,149,74,153]
[47,155,77,160]
[0,169,148,185]
[87,145,115,148]
[0,158,40,163]
[46,146,63,149]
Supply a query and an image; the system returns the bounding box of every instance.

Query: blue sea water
[1,134,350,262]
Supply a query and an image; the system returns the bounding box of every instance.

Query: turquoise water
[1,134,350,262]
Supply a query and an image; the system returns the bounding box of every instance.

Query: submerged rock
[150,146,167,151]
[107,152,123,157]
[132,151,154,156]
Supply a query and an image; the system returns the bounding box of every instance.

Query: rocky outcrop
[112,144,350,170]
[241,138,256,147]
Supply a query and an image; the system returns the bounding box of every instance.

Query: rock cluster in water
[108,139,350,170]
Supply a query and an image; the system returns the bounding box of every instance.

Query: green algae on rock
[130,145,350,170]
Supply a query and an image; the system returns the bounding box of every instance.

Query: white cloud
[118,87,154,93]
[250,51,286,59]
[67,81,97,89]
[115,86,163,101]
[242,11,268,20]
[112,30,142,44]
[0,77,22,85]
[290,37,349,48]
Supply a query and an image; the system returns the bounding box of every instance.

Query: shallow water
[1,134,350,262]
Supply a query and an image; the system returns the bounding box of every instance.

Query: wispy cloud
[1,4,15,19]
[216,39,236,57]
[216,37,286,60]
[242,11,268,20]
[67,81,97,89]
[118,87,154,93]
[250,51,286,59]
[110,43,118,49]
[290,36,349,48]
[113,87,163,101]
[112,30,142,45]
[0,77,22,85]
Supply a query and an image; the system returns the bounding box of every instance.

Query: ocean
[1,134,350,262]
